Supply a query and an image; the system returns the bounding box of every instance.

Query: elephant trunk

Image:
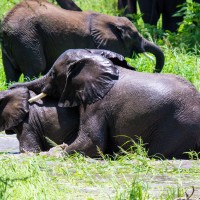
[143,38,165,73]
[9,72,49,94]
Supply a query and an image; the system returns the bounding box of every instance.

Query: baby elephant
[2,0,164,83]
[0,87,79,153]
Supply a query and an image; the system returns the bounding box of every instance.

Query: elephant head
[10,49,132,98]
[44,52,119,106]
[11,50,120,106]
[90,14,164,72]
[2,1,164,85]
[0,87,29,131]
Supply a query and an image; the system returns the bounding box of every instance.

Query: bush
[174,2,200,53]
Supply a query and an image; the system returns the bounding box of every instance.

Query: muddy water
[0,133,200,198]
[142,160,200,198]
[0,133,19,153]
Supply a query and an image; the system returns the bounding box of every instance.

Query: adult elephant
[145,0,186,32]
[11,49,200,159]
[118,0,186,32]
[0,87,79,153]
[1,0,164,83]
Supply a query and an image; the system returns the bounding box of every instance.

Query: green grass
[0,0,200,199]
[0,144,200,199]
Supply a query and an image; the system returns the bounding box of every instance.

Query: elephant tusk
[144,52,155,62]
[28,92,47,103]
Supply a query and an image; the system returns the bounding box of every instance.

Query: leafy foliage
[171,2,200,53]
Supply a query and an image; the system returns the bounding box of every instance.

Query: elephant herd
[0,0,200,159]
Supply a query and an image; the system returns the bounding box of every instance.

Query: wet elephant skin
[1,0,164,83]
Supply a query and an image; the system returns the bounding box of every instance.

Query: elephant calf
[1,0,164,83]
[0,87,79,153]
[11,49,200,159]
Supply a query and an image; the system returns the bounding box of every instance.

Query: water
[0,133,19,153]
[0,133,199,198]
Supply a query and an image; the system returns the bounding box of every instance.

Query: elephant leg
[2,49,21,83]
[162,0,186,32]
[63,135,100,157]
[138,0,154,24]
[118,0,128,12]
[55,0,82,11]
[147,118,198,159]
[127,0,137,14]
[64,108,108,157]
[18,132,43,153]
[150,0,162,26]
[12,39,47,81]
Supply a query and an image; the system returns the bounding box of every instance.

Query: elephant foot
[40,143,69,158]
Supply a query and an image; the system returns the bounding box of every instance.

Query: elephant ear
[90,14,127,51]
[2,87,29,131]
[87,49,135,70]
[59,55,119,107]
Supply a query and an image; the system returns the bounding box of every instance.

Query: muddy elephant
[11,49,200,159]
[0,87,79,153]
[1,0,164,83]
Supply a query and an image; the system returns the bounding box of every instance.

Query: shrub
[174,2,200,53]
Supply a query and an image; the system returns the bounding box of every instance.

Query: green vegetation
[0,0,200,199]
[0,144,200,199]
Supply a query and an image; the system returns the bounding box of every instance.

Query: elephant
[118,0,151,23]
[145,0,186,32]
[118,0,186,32]
[1,0,164,83]
[11,49,200,159]
[0,87,79,153]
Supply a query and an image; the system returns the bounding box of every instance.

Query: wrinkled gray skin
[11,49,200,159]
[1,0,164,83]
[0,87,79,153]
[0,0,81,44]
